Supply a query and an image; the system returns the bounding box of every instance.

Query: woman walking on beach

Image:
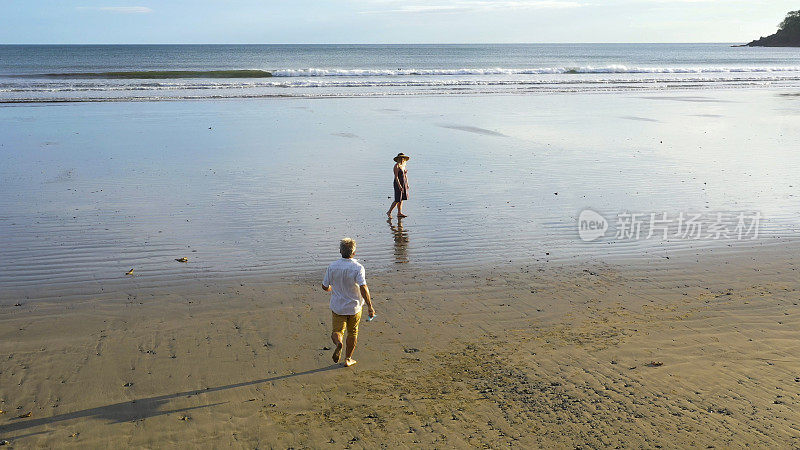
[387,153,410,218]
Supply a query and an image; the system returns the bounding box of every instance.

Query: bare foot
[398,213,407,218]
[332,343,342,363]
[386,210,392,217]
[343,358,357,367]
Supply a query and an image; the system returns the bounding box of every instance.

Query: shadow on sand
[0,364,341,436]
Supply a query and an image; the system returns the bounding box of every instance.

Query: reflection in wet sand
[388,218,409,264]
[2,91,800,294]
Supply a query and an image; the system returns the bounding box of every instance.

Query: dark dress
[393,165,409,202]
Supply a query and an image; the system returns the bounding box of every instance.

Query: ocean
[3,43,800,102]
[1,44,799,300]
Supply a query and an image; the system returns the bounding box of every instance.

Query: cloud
[360,0,582,14]
[77,6,153,14]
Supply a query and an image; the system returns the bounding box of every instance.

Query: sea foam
[270,66,800,77]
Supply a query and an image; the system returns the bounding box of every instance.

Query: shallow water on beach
[1,89,799,300]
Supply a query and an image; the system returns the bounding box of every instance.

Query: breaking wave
[10,65,800,79]
[270,66,800,77]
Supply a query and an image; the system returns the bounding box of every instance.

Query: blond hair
[340,238,357,258]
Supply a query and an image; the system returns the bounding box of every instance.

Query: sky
[1,0,798,44]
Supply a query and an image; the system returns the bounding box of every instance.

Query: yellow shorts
[332,310,362,337]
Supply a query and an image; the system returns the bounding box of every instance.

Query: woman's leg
[397,201,406,218]
[387,201,398,216]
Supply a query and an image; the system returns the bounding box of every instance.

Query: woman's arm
[393,164,401,188]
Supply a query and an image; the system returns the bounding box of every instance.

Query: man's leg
[345,333,357,361]
[343,311,362,367]
[331,312,346,363]
[331,331,343,363]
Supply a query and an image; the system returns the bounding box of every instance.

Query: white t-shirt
[323,258,367,315]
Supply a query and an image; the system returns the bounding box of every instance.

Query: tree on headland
[779,10,800,33]
[747,10,800,46]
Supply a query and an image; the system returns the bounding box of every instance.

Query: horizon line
[0,41,747,46]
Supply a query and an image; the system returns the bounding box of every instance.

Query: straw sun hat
[393,153,411,162]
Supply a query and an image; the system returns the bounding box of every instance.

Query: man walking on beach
[322,238,375,367]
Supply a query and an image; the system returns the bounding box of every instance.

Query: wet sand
[1,241,799,447]
[2,89,800,292]
[2,88,799,447]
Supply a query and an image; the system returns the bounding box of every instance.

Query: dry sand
[1,241,799,448]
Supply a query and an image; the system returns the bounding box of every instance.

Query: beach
[2,45,800,446]
[2,89,799,294]
[1,240,799,447]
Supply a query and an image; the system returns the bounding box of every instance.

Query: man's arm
[359,284,375,317]
[322,267,331,291]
